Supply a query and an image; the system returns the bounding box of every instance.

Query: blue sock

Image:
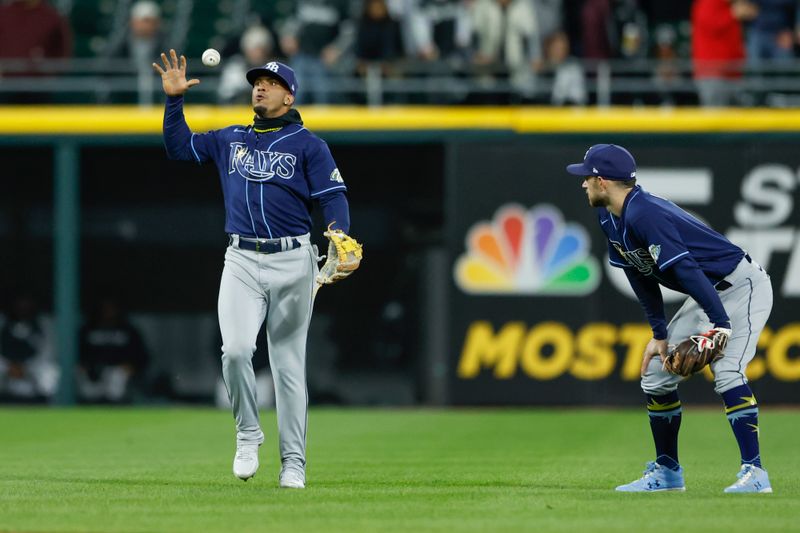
[722,384,762,468]
[646,391,682,470]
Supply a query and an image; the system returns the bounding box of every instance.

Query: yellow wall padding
[1,106,799,134]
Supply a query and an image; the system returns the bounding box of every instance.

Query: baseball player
[566,144,773,493]
[153,49,361,488]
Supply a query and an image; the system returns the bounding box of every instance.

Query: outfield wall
[1,106,798,405]
[447,139,800,405]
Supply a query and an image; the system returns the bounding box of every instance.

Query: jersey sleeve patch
[648,244,661,262]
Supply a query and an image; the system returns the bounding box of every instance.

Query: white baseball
[202,48,220,67]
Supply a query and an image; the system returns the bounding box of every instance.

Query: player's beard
[253,104,268,118]
[589,196,606,207]
[587,191,608,207]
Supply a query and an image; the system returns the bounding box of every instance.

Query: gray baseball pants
[642,255,773,395]
[218,233,317,473]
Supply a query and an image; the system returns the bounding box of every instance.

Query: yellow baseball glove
[316,223,363,286]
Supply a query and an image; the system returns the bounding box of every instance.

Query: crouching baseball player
[153,50,362,488]
[566,144,773,493]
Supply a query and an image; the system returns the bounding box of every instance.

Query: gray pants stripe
[735,278,755,388]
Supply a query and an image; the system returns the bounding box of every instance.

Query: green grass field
[1,408,798,533]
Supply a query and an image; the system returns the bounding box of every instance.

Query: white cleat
[233,443,259,481]
[724,464,773,494]
[279,469,305,489]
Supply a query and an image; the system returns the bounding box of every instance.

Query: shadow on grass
[7,474,609,492]
[6,475,237,489]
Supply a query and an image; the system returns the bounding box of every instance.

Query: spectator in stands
[218,25,275,104]
[383,0,428,58]
[581,0,613,58]
[0,0,73,103]
[692,0,757,106]
[579,0,648,60]
[279,0,357,104]
[0,292,58,401]
[108,1,165,64]
[414,0,472,63]
[562,0,586,57]
[77,297,149,403]
[651,24,683,106]
[469,0,542,101]
[616,1,649,59]
[641,0,693,53]
[105,1,166,104]
[796,2,800,49]
[638,1,693,105]
[545,30,587,105]
[533,0,565,42]
[355,0,406,77]
[746,0,796,64]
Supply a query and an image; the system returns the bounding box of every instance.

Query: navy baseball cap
[246,61,298,95]
[566,144,637,181]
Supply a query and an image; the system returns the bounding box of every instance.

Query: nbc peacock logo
[454,204,601,295]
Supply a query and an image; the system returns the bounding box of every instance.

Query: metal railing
[2,57,800,107]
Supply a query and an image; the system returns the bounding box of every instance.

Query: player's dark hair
[621,178,636,188]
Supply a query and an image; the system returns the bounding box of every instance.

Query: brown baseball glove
[662,327,731,377]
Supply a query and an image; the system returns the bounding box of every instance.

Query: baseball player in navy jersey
[566,144,773,493]
[153,49,360,488]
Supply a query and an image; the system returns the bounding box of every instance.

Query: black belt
[715,254,752,292]
[229,235,300,254]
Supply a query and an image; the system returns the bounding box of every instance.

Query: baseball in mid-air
[202,48,221,67]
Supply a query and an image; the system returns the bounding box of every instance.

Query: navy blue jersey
[599,186,744,291]
[163,96,349,238]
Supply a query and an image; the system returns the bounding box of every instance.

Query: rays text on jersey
[611,240,656,274]
[228,142,297,181]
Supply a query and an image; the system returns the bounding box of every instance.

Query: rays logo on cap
[265,62,280,73]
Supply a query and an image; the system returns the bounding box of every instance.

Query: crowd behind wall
[2,0,800,106]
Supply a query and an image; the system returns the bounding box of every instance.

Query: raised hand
[152,49,200,96]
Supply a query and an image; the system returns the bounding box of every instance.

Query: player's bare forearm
[641,338,668,376]
[152,49,200,96]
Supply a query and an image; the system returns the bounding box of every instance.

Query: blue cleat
[615,461,686,492]
[724,464,773,493]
